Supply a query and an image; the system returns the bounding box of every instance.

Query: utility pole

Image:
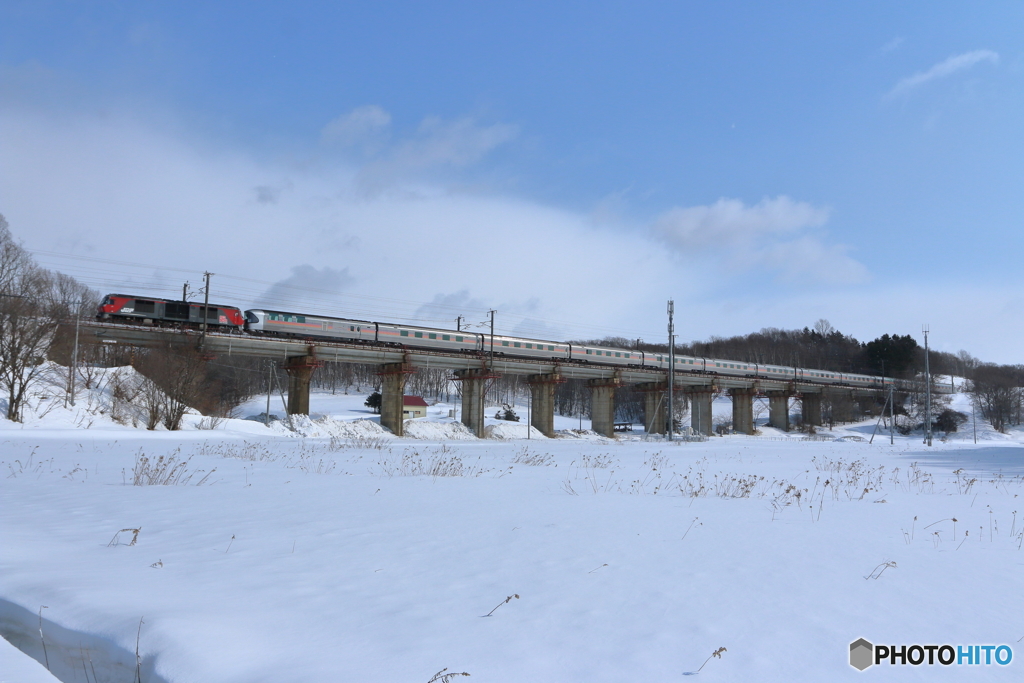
[67,298,82,408]
[667,300,675,441]
[200,272,212,349]
[527,384,531,440]
[488,310,496,367]
[71,299,81,405]
[182,282,189,302]
[265,360,273,427]
[456,315,464,332]
[972,395,977,444]
[923,325,932,447]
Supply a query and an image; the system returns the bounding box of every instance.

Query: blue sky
[1,2,1022,362]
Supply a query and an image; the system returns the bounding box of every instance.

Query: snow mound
[484,422,548,440]
[272,415,395,440]
[553,429,614,442]
[403,420,478,440]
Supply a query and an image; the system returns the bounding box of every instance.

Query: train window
[548,345,554,351]
[442,335,450,341]
[165,303,189,320]
[350,326,354,331]
[429,333,436,340]
[525,343,532,349]
[414,332,423,338]
[456,336,463,342]
[514,342,521,348]
[400,330,409,336]
[297,316,305,323]
[502,341,509,346]
[615,352,621,357]
[134,300,155,314]
[586,349,591,354]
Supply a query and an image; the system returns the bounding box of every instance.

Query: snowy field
[2,375,1024,681]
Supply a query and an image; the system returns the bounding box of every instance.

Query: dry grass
[427,668,470,682]
[131,449,215,486]
[375,446,488,479]
[510,446,554,466]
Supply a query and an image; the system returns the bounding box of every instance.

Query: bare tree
[0,216,56,421]
[0,216,100,421]
[132,344,209,430]
[970,364,1023,434]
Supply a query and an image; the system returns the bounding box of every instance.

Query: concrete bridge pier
[587,377,621,437]
[378,362,415,436]
[688,387,714,436]
[635,381,667,435]
[857,397,876,418]
[454,368,497,437]
[729,388,756,435]
[801,393,822,426]
[766,391,792,431]
[527,372,563,437]
[283,349,321,415]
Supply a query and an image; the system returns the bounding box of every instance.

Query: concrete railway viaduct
[84,322,927,439]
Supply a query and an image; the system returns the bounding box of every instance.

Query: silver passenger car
[244,310,377,343]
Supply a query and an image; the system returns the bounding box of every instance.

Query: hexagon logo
[850,638,874,671]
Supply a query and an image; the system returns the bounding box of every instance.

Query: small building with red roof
[402,395,428,419]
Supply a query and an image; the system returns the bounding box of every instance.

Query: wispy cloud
[320,105,391,149]
[320,105,519,194]
[380,115,518,171]
[654,196,828,247]
[653,196,867,285]
[887,49,999,98]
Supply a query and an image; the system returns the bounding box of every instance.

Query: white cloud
[654,196,829,248]
[887,49,999,98]
[652,196,865,285]
[320,105,391,148]
[752,236,869,284]
[399,116,518,168]
[354,115,518,193]
[318,106,519,194]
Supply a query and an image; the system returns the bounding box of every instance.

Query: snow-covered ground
[2,373,1023,681]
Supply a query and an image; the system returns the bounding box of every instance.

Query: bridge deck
[83,322,947,396]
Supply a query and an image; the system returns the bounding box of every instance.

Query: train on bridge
[98,293,895,390]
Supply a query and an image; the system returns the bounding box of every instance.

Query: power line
[27,247,670,341]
